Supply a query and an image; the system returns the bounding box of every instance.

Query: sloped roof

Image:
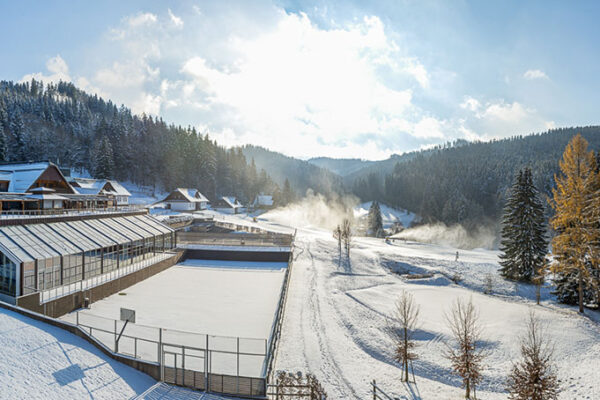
[221,196,242,208]
[0,162,75,193]
[69,178,131,197]
[162,188,209,203]
[105,180,131,197]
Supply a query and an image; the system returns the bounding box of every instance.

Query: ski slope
[255,221,600,399]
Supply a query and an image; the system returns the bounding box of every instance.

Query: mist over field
[392,222,497,250]
[262,191,358,230]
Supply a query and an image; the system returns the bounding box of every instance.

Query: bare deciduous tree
[390,290,420,382]
[341,218,352,259]
[444,297,486,399]
[333,225,342,256]
[506,311,559,400]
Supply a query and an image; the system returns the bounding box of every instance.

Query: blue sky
[1,0,599,160]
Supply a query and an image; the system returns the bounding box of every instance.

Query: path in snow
[273,227,600,400]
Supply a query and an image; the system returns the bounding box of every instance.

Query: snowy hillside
[228,212,600,400]
[354,201,417,229]
[0,307,155,399]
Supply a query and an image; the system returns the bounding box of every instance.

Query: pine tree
[550,134,596,313]
[368,201,384,237]
[506,312,559,400]
[282,179,294,205]
[499,168,548,282]
[0,123,7,162]
[10,112,28,161]
[92,136,115,179]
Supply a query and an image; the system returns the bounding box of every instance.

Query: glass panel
[0,251,17,296]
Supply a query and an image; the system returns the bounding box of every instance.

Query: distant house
[214,196,243,214]
[251,194,274,210]
[159,188,209,211]
[69,177,132,206]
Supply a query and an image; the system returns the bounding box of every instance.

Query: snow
[61,260,286,378]
[69,262,285,339]
[217,212,600,400]
[0,306,155,399]
[354,201,417,229]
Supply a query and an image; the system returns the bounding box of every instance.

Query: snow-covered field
[0,307,155,399]
[230,215,600,399]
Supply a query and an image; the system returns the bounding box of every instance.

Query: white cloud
[127,12,157,27]
[460,97,554,140]
[168,9,183,27]
[523,69,549,80]
[460,96,480,112]
[21,55,70,84]
[177,12,433,157]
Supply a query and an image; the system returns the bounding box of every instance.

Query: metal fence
[0,206,147,219]
[67,311,268,396]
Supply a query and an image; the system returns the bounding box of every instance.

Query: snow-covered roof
[253,195,273,207]
[69,178,131,197]
[106,180,131,197]
[221,196,242,208]
[161,188,209,203]
[0,162,75,193]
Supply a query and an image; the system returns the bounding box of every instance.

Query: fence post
[237,337,240,394]
[372,379,376,400]
[76,311,79,326]
[114,320,118,352]
[158,327,163,364]
[205,335,209,391]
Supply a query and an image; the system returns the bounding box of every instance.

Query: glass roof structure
[0,215,174,264]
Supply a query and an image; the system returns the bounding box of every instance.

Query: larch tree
[506,311,560,400]
[390,290,420,382]
[444,297,486,399]
[499,168,548,282]
[550,134,597,313]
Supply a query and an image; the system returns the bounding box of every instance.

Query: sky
[1,0,599,160]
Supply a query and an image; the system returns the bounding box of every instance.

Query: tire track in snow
[304,241,361,400]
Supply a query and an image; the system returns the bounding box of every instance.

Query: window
[0,252,16,296]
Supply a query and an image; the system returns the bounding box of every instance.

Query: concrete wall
[17,250,184,318]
